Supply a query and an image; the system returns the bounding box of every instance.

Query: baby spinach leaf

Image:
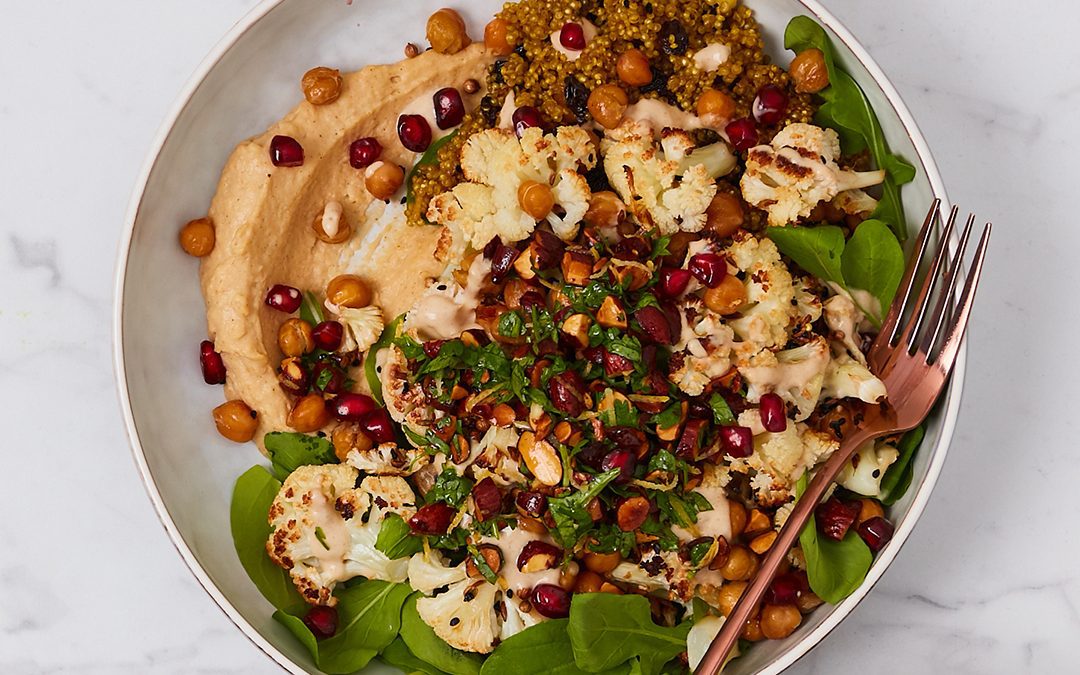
[549,468,621,549]
[707,393,736,426]
[796,475,873,604]
[841,219,905,311]
[400,593,484,675]
[879,424,926,506]
[483,620,632,675]
[366,314,404,406]
[428,467,473,507]
[568,593,690,675]
[274,580,412,674]
[264,432,337,481]
[376,513,425,559]
[766,225,846,285]
[381,637,450,675]
[230,465,304,611]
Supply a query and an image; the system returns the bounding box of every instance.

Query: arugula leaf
[482,620,632,675]
[381,637,449,675]
[263,432,336,481]
[274,580,412,674]
[796,475,873,603]
[879,425,925,505]
[400,593,484,675]
[707,393,736,426]
[568,593,690,675]
[428,467,473,507]
[230,466,305,611]
[548,469,621,548]
[841,219,905,312]
[366,314,404,406]
[406,131,459,209]
[766,225,846,285]
[299,291,325,326]
[376,513,425,559]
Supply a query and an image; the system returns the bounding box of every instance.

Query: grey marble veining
[1,0,1077,673]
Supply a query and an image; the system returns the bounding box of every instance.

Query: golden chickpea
[277,318,315,357]
[696,88,737,121]
[761,604,802,639]
[790,48,829,93]
[716,581,748,617]
[719,545,759,581]
[583,191,625,228]
[301,66,342,106]
[212,400,258,442]
[484,17,513,56]
[741,617,765,642]
[331,423,374,462]
[706,192,745,238]
[517,180,554,220]
[287,394,331,433]
[858,498,885,525]
[365,161,405,201]
[583,551,622,574]
[312,202,352,244]
[558,561,579,590]
[728,499,748,538]
[616,49,653,87]
[703,275,747,315]
[179,217,215,257]
[574,569,605,594]
[427,8,470,55]
[587,84,629,130]
[326,274,372,308]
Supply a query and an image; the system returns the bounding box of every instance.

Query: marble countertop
[2,0,1077,672]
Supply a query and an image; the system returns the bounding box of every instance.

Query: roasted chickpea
[583,550,622,574]
[790,48,829,93]
[179,217,215,257]
[364,161,404,200]
[706,192,745,238]
[696,88,737,121]
[761,604,802,639]
[558,561,579,590]
[518,180,554,220]
[741,617,765,642]
[574,569,604,594]
[704,275,747,315]
[427,8,469,55]
[277,318,315,357]
[616,49,652,87]
[312,201,352,244]
[858,498,885,525]
[587,84,629,130]
[326,274,372,308]
[287,393,331,433]
[213,400,258,442]
[716,581,748,617]
[719,545,759,581]
[484,17,513,56]
[331,423,374,462]
[583,191,625,228]
[301,66,342,106]
[728,499,748,537]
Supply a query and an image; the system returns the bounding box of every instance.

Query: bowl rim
[111,1,964,673]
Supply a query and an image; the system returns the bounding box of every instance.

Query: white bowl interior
[117,1,955,673]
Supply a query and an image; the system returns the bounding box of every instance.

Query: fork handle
[694,426,880,674]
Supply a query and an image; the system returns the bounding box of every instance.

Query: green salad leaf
[796,475,873,604]
[300,291,325,327]
[366,314,404,406]
[264,432,337,481]
[230,466,305,611]
[879,425,926,505]
[381,637,450,675]
[482,620,632,675]
[376,513,425,559]
[568,593,690,675]
[707,393,736,426]
[400,594,484,675]
[548,468,621,549]
[766,225,846,285]
[428,467,474,507]
[841,219,905,313]
[274,580,412,674]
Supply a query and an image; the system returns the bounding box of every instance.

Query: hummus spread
[200,45,492,439]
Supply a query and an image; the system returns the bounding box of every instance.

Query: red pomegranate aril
[518,290,547,313]
[397,114,432,152]
[199,340,227,384]
[857,516,895,552]
[331,392,377,421]
[559,22,586,50]
[517,540,562,572]
[349,137,382,168]
[516,490,549,518]
[512,105,543,138]
[303,605,338,640]
[719,425,753,458]
[600,448,636,483]
[816,497,860,542]
[611,236,650,261]
[269,135,304,167]
[265,284,302,313]
[548,370,586,417]
[360,408,396,443]
[764,572,802,605]
[759,393,787,432]
[312,321,344,352]
[634,305,674,345]
[490,244,520,283]
[725,117,758,152]
[752,84,789,126]
[472,477,504,521]
[433,87,465,129]
[409,502,456,535]
[688,253,727,288]
[531,583,572,618]
[658,268,692,297]
[603,350,634,377]
[422,340,446,359]
[311,362,345,394]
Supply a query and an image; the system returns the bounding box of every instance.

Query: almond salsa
[185,3,920,673]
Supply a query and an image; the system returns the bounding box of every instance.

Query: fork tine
[899,205,959,352]
[918,212,976,355]
[878,199,940,347]
[933,223,991,370]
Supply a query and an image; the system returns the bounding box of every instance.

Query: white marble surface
[1,0,1077,672]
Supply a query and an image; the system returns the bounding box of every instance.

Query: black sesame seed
[506,589,514,598]
[449,617,461,626]
[872,469,881,478]
[437,284,447,291]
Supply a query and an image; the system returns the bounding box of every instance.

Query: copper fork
[694,200,991,674]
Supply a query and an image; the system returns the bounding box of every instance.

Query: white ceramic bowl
[114,1,961,672]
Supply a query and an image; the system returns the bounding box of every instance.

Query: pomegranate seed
[611,236,650,261]
[422,340,445,358]
[360,408,396,443]
[199,340,227,384]
[330,392,377,420]
[269,135,304,167]
[433,87,465,129]
[264,284,302,313]
[764,572,802,605]
[511,105,543,138]
[582,346,605,365]
[857,516,895,552]
[472,477,504,521]
[311,362,344,394]
[489,244,520,284]
[311,321,344,352]
[517,540,563,572]
[725,117,758,152]
[759,393,787,432]
[397,114,432,152]
[608,427,647,454]
[718,425,753,458]
[688,253,727,288]
[576,442,607,470]
[408,502,456,535]
[658,268,692,297]
[531,584,572,618]
[548,370,586,417]
[515,491,548,518]
[816,497,860,542]
[518,290,547,313]
[600,448,636,483]
[633,306,674,345]
[559,22,586,50]
[348,137,382,168]
[753,84,789,126]
[603,350,634,377]
[302,605,338,640]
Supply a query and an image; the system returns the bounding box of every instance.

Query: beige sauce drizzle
[306,489,352,582]
[741,344,830,397]
[481,526,562,593]
[406,255,491,340]
[549,19,598,61]
[693,43,732,72]
[671,486,731,589]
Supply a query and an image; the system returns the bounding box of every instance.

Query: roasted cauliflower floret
[822,353,887,404]
[739,122,885,227]
[823,292,868,363]
[660,128,737,178]
[725,233,796,350]
[727,415,839,506]
[380,342,437,435]
[346,442,428,476]
[739,337,832,421]
[670,298,735,396]
[838,439,900,497]
[334,305,384,353]
[407,552,502,654]
[266,465,415,606]
[610,547,692,600]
